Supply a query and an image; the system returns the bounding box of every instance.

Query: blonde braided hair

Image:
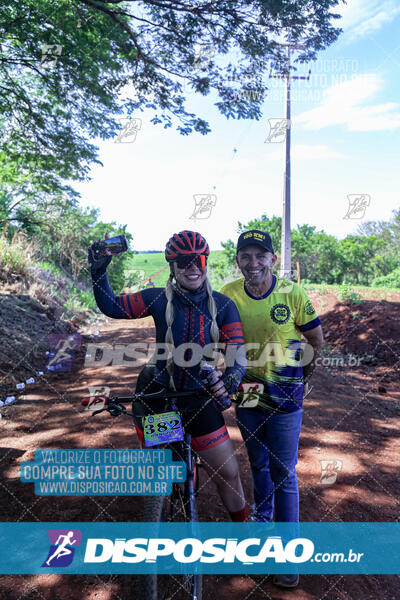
[165,273,176,390]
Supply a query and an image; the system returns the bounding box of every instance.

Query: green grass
[125,250,229,290]
[0,234,34,277]
[125,252,400,300]
[38,261,67,279]
[64,290,97,313]
[75,289,98,311]
[38,260,98,313]
[302,281,400,301]
[337,283,362,304]
[126,252,169,287]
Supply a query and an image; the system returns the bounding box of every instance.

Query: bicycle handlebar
[112,389,204,404]
[89,389,206,417]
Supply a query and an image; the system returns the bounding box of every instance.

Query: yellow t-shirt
[220,275,321,412]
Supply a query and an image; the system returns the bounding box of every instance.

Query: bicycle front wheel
[138,477,202,600]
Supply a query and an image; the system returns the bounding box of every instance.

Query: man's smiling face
[236,244,277,286]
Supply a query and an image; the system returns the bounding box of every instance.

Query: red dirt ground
[0,290,399,600]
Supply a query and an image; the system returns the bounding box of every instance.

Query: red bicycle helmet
[165,230,210,262]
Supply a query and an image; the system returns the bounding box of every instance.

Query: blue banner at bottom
[0,522,398,574]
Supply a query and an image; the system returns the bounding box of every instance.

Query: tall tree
[221,214,283,264]
[339,235,385,285]
[1,0,342,199]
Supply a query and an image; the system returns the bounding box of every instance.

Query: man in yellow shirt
[221,229,323,588]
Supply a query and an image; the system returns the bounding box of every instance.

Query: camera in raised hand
[88,234,128,272]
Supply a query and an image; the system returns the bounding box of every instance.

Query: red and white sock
[229,506,248,522]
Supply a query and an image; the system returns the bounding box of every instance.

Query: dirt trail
[1,292,399,600]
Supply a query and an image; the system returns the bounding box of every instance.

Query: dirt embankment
[307,290,400,388]
[0,268,92,401]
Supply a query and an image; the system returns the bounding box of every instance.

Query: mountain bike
[88,388,206,600]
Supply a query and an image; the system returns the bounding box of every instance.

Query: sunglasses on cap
[175,254,207,269]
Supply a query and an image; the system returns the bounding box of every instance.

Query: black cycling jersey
[91,269,246,394]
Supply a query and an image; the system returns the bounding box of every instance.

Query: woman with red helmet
[89,230,248,521]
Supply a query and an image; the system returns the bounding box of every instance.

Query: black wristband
[90,265,108,278]
[222,373,242,396]
[88,246,112,274]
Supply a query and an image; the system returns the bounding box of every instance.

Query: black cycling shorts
[133,365,228,451]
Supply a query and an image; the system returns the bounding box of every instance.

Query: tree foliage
[221,209,400,287]
[0,1,344,294]
[2,194,133,290]
[1,0,342,197]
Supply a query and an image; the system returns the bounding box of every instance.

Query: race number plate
[142,411,184,447]
[237,383,264,408]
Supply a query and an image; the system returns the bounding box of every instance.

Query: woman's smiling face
[172,258,207,291]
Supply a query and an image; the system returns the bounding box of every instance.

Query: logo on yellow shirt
[304,300,316,315]
[270,304,291,324]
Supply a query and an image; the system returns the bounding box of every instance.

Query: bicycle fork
[182,433,201,600]
[182,433,196,517]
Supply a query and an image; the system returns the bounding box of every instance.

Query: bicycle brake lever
[109,403,127,416]
[92,407,108,416]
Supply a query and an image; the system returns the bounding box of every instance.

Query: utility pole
[269,44,310,279]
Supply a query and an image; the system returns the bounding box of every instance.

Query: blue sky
[74,0,400,251]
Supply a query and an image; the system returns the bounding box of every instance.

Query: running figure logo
[189,194,217,220]
[40,44,62,69]
[264,118,291,143]
[115,118,142,143]
[193,43,215,69]
[238,382,264,408]
[274,269,298,293]
[319,460,343,485]
[46,334,81,372]
[84,386,111,411]
[344,194,371,220]
[42,529,82,567]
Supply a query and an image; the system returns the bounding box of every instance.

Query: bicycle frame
[89,388,204,599]
[183,433,196,518]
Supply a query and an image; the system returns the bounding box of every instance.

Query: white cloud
[266,144,344,160]
[295,74,400,131]
[336,0,400,40]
